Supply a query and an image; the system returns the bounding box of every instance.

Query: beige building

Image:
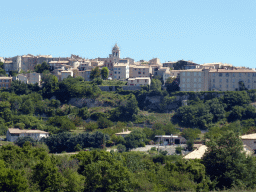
[179,68,210,92]
[179,68,256,92]
[16,73,41,85]
[61,71,73,81]
[209,69,256,91]
[27,72,41,85]
[0,77,12,89]
[127,77,151,86]
[113,64,129,80]
[75,70,91,81]
[130,66,152,78]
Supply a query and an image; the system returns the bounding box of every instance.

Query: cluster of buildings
[1,44,256,91]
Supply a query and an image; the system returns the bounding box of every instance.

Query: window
[226,79,228,83]
[198,73,201,77]
[137,80,139,83]
[182,78,185,82]
[194,78,196,82]
[219,79,222,83]
[239,73,241,77]
[118,72,120,74]
[194,84,196,88]
[232,79,235,83]
[212,84,215,88]
[114,72,117,74]
[248,79,250,83]
[248,73,250,77]
[226,85,228,88]
[225,73,229,77]
[248,85,250,88]
[194,72,197,76]
[145,80,147,82]
[187,72,190,76]
[199,78,201,82]
[213,79,215,83]
[219,73,223,77]
[212,73,215,77]
[233,85,235,88]
[220,85,222,88]
[187,78,190,82]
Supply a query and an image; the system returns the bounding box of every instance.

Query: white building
[113,64,129,80]
[6,128,49,142]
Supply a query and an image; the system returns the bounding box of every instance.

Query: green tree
[32,157,66,191]
[90,67,101,80]
[124,129,146,149]
[117,144,126,153]
[34,61,50,73]
[150,79,162,91]
[202,131,256,190]
[0,160,28,192]
[42,74,59,98]
[165,77,180,93]
[101,67,109,80]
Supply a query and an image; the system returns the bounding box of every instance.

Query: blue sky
[0,0,256,67]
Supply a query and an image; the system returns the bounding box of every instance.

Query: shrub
[97,117,113,129]
[117,144,126,153]
[84,122,98,132]
[175,146,183,154]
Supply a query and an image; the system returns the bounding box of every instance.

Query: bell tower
[112,43,120,62]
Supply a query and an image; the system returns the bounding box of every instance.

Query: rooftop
[240,133,256,140]
[8,128,49,134]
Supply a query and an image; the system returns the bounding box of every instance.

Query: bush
[84,122,98,132]
[97,117,113,129]
[117,144,126,153]
[175,146,183,154]
[151,147,157,151]
[15,137,36,147]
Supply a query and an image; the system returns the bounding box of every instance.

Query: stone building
[0,77,12,89]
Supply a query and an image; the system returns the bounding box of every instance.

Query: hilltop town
[1,45,256,191]
[1,44,255,91]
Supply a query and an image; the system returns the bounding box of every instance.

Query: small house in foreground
[115,129,131,138]
[155,135,187,145]
[6,128,49,142]
[240,133,256,153]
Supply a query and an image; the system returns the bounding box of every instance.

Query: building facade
[6,128,49,142]
[127,77,151,86]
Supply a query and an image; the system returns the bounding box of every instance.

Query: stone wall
[98,86,141,91]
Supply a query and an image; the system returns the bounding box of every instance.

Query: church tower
[112,44,120,63]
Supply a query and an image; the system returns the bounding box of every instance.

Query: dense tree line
[1,130,255,191]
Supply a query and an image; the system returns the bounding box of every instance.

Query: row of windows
[213,73,256,77]
[0,80,9,82]
[0,84,9,87]
[212,84,251,89]
[182,72,202,76]
[182,78,202,82]
[213,79,251,83]
[181,83,201,88]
